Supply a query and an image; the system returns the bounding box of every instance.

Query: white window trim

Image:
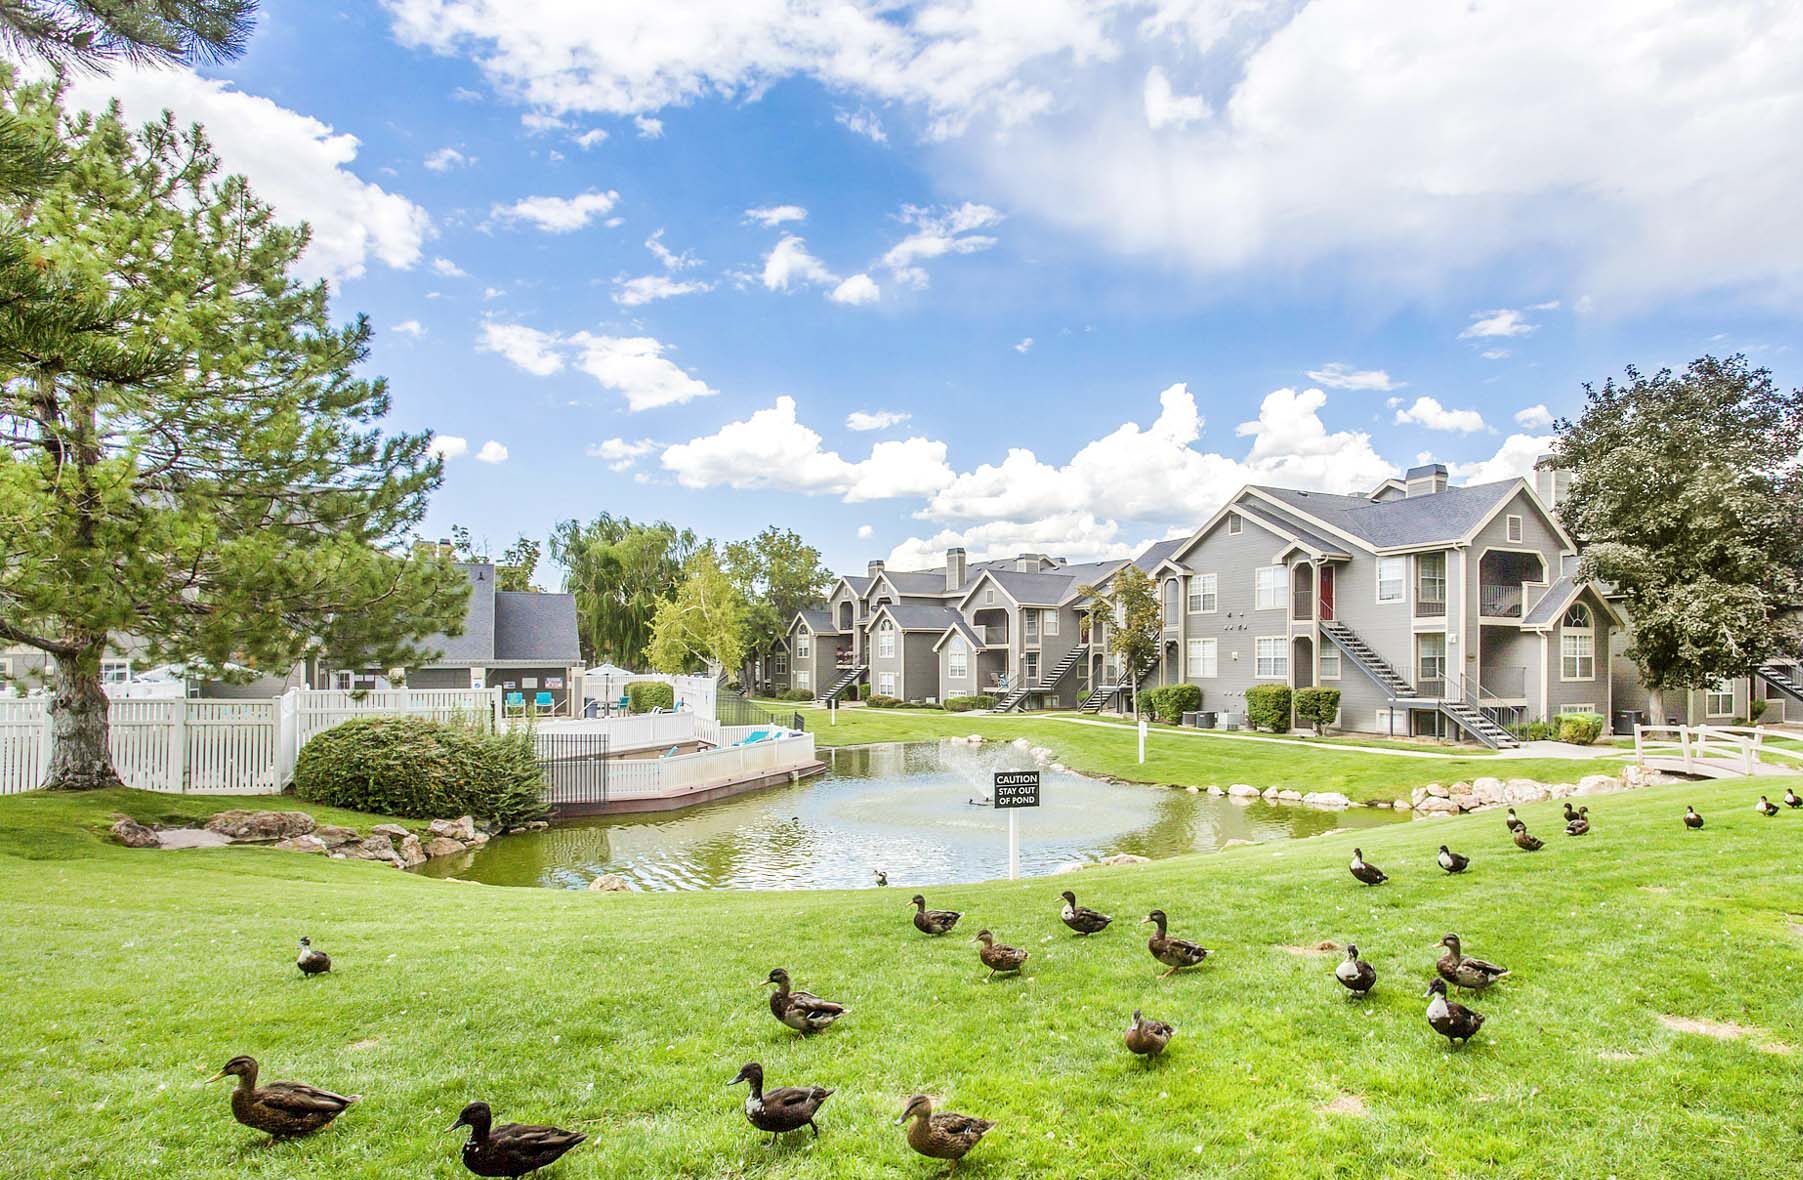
[796,634,811,660]
[100,659,132,684]
[1375,556,1406,604]
[877,622,896,660]
[1043,610,1058,637]
[774,655,788,676]
[878,672,896,696]
[1254,636,1289,680]
[1254,565,1287,611]
[984,588,996,605]
[1188,572,1218,614]
[1228,513,1243,535]
[1559,702,1596,715]
[1506,514,1523,543]
[1559,630,1595,682]
[1705,680,1735,718]
[948,636,969,679]
[1187,637,1217,679]
[796,670,810,688]
[1319,647,1341,681]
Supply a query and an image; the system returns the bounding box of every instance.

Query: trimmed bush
[857,682,872,701]
[626,681,675,713]
[1140,683,1202,724]
[1557,711,1604,745]
[294,715,547,829]
[866,694,902,709]
[944,694,997,713]
[777,688,814,702]
[1294,687,1342,733]
[1244,684,1293,733]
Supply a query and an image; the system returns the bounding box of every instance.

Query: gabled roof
[1235,502,1354,560]
[877,569,952,596]
[1132,539,1184,572]
[931,614,987,652]
[790,608,838,636]
[491,591,582,665]
[1251,480,1525,550]
[423,563,496,663]
[831,574,873,599]
[871,602,965,632]
[1521,577,1625,630]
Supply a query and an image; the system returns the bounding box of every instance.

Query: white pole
[1008,808,1019,880]
[830,698,837,726]
[1138,718,1147,765]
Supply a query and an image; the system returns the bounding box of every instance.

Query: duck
[873,870,888,887]
[208,1055,358,1140]
[897,1095,995,1169]
[1058,890,1112,935]
[1124,1009,1175,1063]
[1436,844,1470,874]
[972,930,1029,980]
[1423,978,1485,1047]
[1684,805,1705,830]
[1141,909,1210,978]
[1513,826,1544,852]
[450,1101,586,1177]
[1348,847,1388,886]
[729,1062,834,1145]
[910,894,962,935]
[1335,944,1376,997]
[1504,808,1525,834]
[296,936,331,976]
[1436,933,1509,993]
[1565,807,1590,836]
[1756,795,1780,817]
[1786,788,1801,809]
[764,968,847,1034]
[1562,802,1582,825]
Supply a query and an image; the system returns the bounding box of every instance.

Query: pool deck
[548,759,829,818]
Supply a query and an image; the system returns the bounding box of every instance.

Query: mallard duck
[1562,802,1581,825]
[1785,788,1801,809]
[764,967,846,1034]
[972,930,1028,980]
[910,894,962,935]
[1436,933,1509,993]
[1565,806,1590,836]
[209,1056,358,1140]
[1684,805,1705,830]
[1349,847,1387,885]
[1423,978,1485,1047]
[1756,795,1780,817]
[1335,944,1376,997]
[1436,844,1470,874]
[1513,826,1544,852]
[296,936,330,976]
[1124,1009,1174,1063]
[1504,808,1525,833]
[450,1101,585,1177]
[1141,909,1210,978]
[1058,890,1112,935]
[729,1062,833,1145]
[897,1095,994,1169]
[873,870,888,887]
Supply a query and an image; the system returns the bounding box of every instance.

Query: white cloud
[587,437,658,471]
[887,513,1157,568]
[1143,66,1210,129]
[1014,337,1034,354]
[1481,348,1511,361]
[482,286,506,300]
[429,435,469,461]
[1514,403,1556,429]
[391,319,427,338]
[836,107,888,142]
[492,190,621,233]
[634,115,664,138]
[846,409,911,432]
[475,440,510,464]
[63,67,429,283]
[570,334,718,411]
[1305,362,1399,391]
[661,396,953,501]
[1449,433,1556,485]
[573,128,610,149]
[857,524,875,540]
[744,204,807,227]
[644,228,700,270]
[431,257,468,277]
[520,111,569,133]
[1393,396,1487,433]
[478,321,566,376]
[881,202,1002,288]
[424,146,473,172]
[613,274,714,306]
[761,234,838,291]
[829,273,881,305]
[1528,299,1562,311]
[1459,308,1538,339]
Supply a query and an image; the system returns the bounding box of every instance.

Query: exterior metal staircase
[1757,663,1803,704]
[816,664,866,705]
[1320,620,1518,749]
[1078,651,1153,715]
[996,644,1088,713]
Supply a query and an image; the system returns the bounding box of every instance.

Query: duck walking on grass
[897,1095,994,1171]
[450,1101,585,1177]
[1437,845,1470,874]
[1756,795,1780,817]
[209,1056,358,1140]
[1348,848,1387,885]
[1436,934,1509,993]
[1142,909,1210,978]
[1058,890,1112,935]
[973,930,1028,980]
[295,936,330,976]
[1562,802,1581,825]
[764,968,847,1034]
[1684,806,1705,830]
[1565,807,1590,837]
[1505,808,1525,834]
[1423,979,1485,1048]
[1513,826,1545,852]
[1125,1009,1175,1063]
[730,1063,833,1146]
[1786,788,1801,810]
[1335,944,1376,997]
[911,894,962,935]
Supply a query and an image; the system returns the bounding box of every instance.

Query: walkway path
[1049,716,1630,763]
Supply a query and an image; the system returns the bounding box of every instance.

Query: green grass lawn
[3,779,1800,1178]
[768,704,1631,802]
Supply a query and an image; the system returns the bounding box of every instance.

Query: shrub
[626,681,675,713]
[1523,718,1558,742]
[857,682,872,701]
[294,715,547,829]
[944,694,997,713]
[1294,687,1342,733]
[1750,698,1770,723]
[866,694,902,709]
[1140,683,1201,724]
[1244,684,1293,733]
[1557,711,1604,745]
[777,688,814,702]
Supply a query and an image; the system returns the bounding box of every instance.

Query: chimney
[867,559,885,579]
[945,547,967,592]
[1405,462,1448,497]
[1533,453,1570,508]
[1016,552,1043,573]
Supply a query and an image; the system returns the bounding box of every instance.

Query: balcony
[1414,677,1446,698]
[982,625,1008,645]
[1480,584,1524,618]
[1414,596,1447,619]
[1292,589,1313,621]
[1479,664,1527,699]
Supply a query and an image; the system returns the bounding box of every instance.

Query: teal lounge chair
[534,691,554,716]
[504,691,526,717]
[736,729,770,746]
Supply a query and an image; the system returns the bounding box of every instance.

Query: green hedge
[1294,687,1342,733]
[944,694,996,713]
[626,681,675,713]
[1557,711,1604,745]
[856,682,872,701]
[866,694,902,709]
[293,715,546,829]
[1244,684,1292,733]
[1140,683,1201,724]
[776,687,814,702]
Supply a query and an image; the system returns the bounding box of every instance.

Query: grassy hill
[1,780,1799,1178]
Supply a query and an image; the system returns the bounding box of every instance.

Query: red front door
[1319,566,1335,621]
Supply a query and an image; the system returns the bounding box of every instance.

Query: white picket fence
[597,732,818,803]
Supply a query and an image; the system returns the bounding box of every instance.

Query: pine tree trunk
[44,642,121,791]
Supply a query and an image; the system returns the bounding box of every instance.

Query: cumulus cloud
[391,319,427,338]
[846,409,911,432]
[761,234,839,291]
[573,128,609,149]
[475,440,510,463]
[745,204,807,226]
[886,514,1161,568]
[431,257,468,277]
[492,190,621,232]
[1449,433,1556,485]
[1014,337,1034,354]
[1305,362,1399,391]
[424,146,473,172]
[634,115,665,138]
[857,524,875,539]
[829,273,880,305]
[836,107,888,142]
[1393,396,1487,433]
[478,321,566,376]
[1459,308,1538,339]
[570,334,718,411]
[1514,403,1556,429]
[1143,65,1209,129]
[429,435,469,461]
[587,437,658,471]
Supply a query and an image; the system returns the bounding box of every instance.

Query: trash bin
[1217,711,1240,731]
[1197,711,1217,729]
[1613,709,1642,735]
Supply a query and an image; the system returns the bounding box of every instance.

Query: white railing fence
[580,671,718,720]
[594,733,817,803]
[1633,723,1770,776]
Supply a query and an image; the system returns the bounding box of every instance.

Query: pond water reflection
[413,740,1408,891]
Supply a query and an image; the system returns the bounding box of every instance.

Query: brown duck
[1684,805,1704,830]
[897,1094,994,1170]
[1335,944,1376,997]
[1513,826,1544,852]
[730,1062,833,1144]
[1424,978,1485,1047]
[1437,844,1470,874]
[1756,795,1780,817]
[910,894,962,935]
[1562,802,1582,825]
[1565,806,1590,836]
[209,1055,358,1140]
[1348,847,1387,885]
[1436,933,1509,993]
[1124,1009,1174,1063]
[763,968,847,1034]
[1142,909,1210,978]
[450,1101,586,1177]
[1058,889,1112,935]
[1786,788,1802,810]
[295,936,331,976]
[973,930,1028,980]
[1505,808,1525,833]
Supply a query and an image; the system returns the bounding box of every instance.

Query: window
[1561,602,1594,680]
[1563,603,1593,629]
[879,672,896,695]
[1319,647,1341,680]
[796,634,811,660]
[948,637,969,679]
[774,655,788,676]
[331,670,353,691]
[100,660,131,684]
[1255,637,1288,679]
[1560,702,1596,715]
[984,588,996,605]
[1417,552,1447,608]
[877,622,896,659]
[1417,633,1447,689]
[1228,513,1243,535]
[1187,638,1217,678]
[1706,680,1735,717]
[1043,610,1058,636]
[1376,557,1406,603]
[1254,565,1288,610]
[1164,580,1179,624]
[796,669,810,689]
[1025,611,1040,641]
[1188,573,1217,613]
[1506,514,1523,543]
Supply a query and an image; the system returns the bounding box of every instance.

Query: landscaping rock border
[107,809,494,867]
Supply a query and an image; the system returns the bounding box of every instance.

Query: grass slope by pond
[763,704,1632,803]
[3,780,1801,1178]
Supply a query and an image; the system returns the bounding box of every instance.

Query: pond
[413,740,1410,891]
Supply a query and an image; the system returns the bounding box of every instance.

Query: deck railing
[1634,723,1772,775]
[1480,584,1524,618]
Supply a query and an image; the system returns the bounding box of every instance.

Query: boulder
[1051,861,1087,875]
[1503,778,1549,804]
[967,734,984,744]
[1275,789,1304,802]
[1577,773,1620,796]
[1415,796,1461,815]
[588,873,631,892]
[350,834,398,863]
[156,828,231,849]
[313,825,362,849]
[1228,784,1261,798]
[1011,738,1032,750]
[1410,786,1431,806]
[1450,792,1478,813]
[369,823,411,841]
[274,834,329,855]
[1546,782,1578,798]
[429,816,477,842]
[1425,782,1451,798]
[1030,746,1054,762]
[1471,776,1506,805]
[467,831,491,849]
[1185,785,1200,794]
[1261,787,1281,800]
[203,810,317,843]
[1099,853,1151,866]
[1392,799,1413,811]
[396,834,427,868]
[109,816,160,848]
[423,836,469,859]
[1207,786,1225,797]
[1302,792,1353,809]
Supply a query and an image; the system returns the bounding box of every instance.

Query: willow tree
[0,75,467,788]
[551,513,698,665]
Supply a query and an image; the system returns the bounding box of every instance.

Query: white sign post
[1138,717,1148,764]
[994,770,1041,880]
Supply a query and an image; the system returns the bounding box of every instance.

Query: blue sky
[57,1,1802,581]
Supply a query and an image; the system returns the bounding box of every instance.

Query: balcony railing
[1414,676,1446,698]
[1414,596,1447,618]
[1480,584,1523,618]
[982,625,1008,644]
[1479,664,1527,698]
[1292,590,1313,621]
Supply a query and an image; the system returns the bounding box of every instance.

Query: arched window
[1562,603,1593,630]
[1560,601,1595,680]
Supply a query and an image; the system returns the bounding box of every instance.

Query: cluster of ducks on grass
[209,792,1795,1174]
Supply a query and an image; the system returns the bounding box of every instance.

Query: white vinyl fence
[578,732,817,805]
[580,671,717,719]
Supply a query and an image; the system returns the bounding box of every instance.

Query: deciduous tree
[723,526,831,689]
[1079,563,1161,714]
[551,513,697,665]
[646,551,747,675]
